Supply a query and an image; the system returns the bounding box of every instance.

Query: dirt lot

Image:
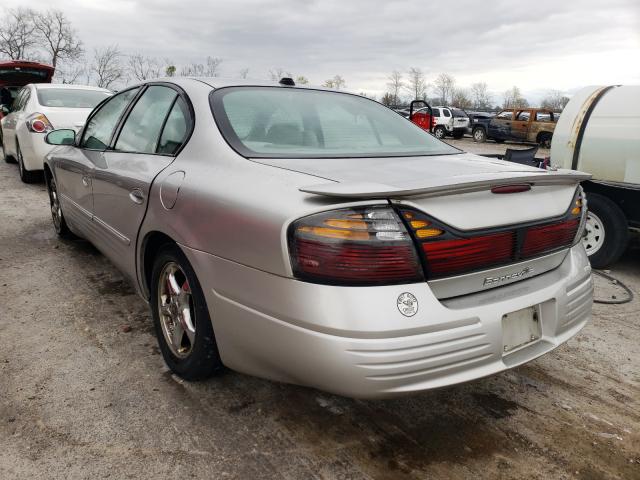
[0,143,639,480]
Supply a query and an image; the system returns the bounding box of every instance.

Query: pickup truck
[471,108,558,148]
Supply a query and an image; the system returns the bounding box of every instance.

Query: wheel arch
[535,130,553,143]
[140,230,178,299]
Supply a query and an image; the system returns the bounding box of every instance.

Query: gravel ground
[0,151,638,480]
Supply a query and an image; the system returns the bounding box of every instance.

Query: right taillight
[400,186,586,280]
[289,206,423,285]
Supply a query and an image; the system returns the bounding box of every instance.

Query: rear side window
[81,88,139,150]
[115,86,177,154]
[516,111,531,121]
[37,88,111,108]
[157,97,191,155]
[535,111,555,122]
[496,111,513,120]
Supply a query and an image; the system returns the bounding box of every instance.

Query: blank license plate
[502,306,541,354]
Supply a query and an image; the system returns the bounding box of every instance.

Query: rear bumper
[183,244,592,399]
[19,132,51,171]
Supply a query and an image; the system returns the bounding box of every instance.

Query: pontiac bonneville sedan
[43,77,593,398]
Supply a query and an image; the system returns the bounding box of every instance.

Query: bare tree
[433,73,455,105]
[471,82,492,110]
[205,56,222,77]
[32,9,82,68]
[503,86,529,109]
[91,45,124,89]
[0,8,38,60]
[405,67,427,100]
[54,59,86,84]
[387,70,404,105]
[323,75,346,90]
[540,90,570,111]
[239,68,249,79]
[269,67,292,81]
[127,53,162,81]
[180,63,205,76]
[451,88,473,109]
[380,92,395,106]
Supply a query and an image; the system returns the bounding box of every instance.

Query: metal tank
[551,85,640,267]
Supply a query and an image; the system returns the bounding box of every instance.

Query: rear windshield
[210,87,460,158]
[37,88,111,108]
[452,108,468,118]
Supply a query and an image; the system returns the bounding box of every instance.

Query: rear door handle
[129,188,145,205]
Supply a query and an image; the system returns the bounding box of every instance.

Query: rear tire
[150,244,224,380]
[17,143,41,183]
[434,126,447,139]
[472,127,487,143]
[538,132,552,149]
[583,193,629,268]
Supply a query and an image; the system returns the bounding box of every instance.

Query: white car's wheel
[583,211,605,257]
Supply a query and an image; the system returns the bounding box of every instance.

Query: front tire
[45,172,74,238]
[583,193,629,268]
[433,126,447,139]
[151,244,223,380]
[17,143,41,183]
[1,134,15,164]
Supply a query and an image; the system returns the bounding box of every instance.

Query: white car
[1,84,112,183]
[431,106,470,140]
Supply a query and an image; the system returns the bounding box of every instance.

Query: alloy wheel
[48,177,63,232]
[157,262,196,358]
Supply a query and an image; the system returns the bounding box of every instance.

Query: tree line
[0,7,570,111]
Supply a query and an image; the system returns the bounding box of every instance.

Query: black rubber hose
[592,269,634,304]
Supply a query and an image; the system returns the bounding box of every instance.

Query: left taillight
[288,206,424,285]
[26,113,53,133]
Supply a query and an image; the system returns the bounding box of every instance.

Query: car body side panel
[92,151,175,282]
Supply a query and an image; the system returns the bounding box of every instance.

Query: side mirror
[45,129,76,146]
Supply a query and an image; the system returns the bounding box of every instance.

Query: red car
[0,60,55,120]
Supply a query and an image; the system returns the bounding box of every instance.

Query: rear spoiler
[299,169,591,199]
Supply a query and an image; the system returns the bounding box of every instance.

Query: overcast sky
[3,0,640,103]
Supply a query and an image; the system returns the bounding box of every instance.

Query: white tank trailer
[551,85,640,268]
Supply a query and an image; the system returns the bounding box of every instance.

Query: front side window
[210,87,460,158]
[115,86,177,154]
[37,88,111,108]
[81,88,139,150]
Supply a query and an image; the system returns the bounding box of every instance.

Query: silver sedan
[43,77,593,398]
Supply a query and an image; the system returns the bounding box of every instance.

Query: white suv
[431,107,469,139]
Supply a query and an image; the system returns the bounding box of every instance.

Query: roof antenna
[279,77,295,86]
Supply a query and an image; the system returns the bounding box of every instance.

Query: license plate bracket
[502,306,541,355]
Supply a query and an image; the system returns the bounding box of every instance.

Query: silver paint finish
[46,77,593,398]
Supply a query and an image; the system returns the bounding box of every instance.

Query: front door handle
[82,175,90,187]
[129,188,145,205]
